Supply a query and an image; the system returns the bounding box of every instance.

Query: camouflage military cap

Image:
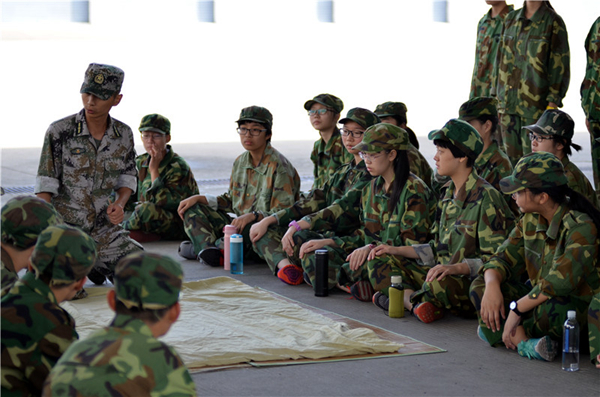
[236,106,273,129]
[339,108,381,129]
[139,113,171,135]
[374,102,408,118]
[499,151,567,194]
[304,93,344,114]
[80,63,124,101]
[114,252,183,310]
[1,195,63,249]
[522,109,574,140]
[30,225,97,285]
[353,123,410,152]
[428,119,483,160]
[458,97,498,121]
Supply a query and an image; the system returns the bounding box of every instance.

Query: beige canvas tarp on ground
[63,277,443,371]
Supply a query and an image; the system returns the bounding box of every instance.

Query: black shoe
[87,268,106,285]
[178,241,197,260]
[372,291,390,311]
[198,247,224,267]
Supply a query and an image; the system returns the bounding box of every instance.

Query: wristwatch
[509,301,524,316]
[252,211,259,222]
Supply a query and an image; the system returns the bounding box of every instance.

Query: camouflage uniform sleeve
[142,154,199,212]
[395,178,435,247]
[114,125,138,193]
[480,217,526,282]
[274,188,326,226]
[35,124,63,195]
[263,157,300,217]
[581,17,600,121]
[546,15,570,107]
[529,213,599,300]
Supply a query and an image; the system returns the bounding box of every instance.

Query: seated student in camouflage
[305,93,353,190]
[249,108,380,285]
[35,63,141,286]
[177,106,300,266]
[288,124,434,300]
[42,252,197,396]
[1,225,97,396]
[122,113,199,242]
[589,293,600,368]
[1,195,63,294]
[469,152,600,362]
[379,119,514,323]
[526,108,599,209]
[373,101,433,188]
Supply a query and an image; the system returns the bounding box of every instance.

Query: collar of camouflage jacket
[109,313,155,337]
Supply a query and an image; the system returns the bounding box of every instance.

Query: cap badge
[94,74,105,84]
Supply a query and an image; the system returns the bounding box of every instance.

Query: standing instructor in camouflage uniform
[35,63,142,285]
[493,1,570,165]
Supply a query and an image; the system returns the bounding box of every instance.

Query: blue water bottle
[230,234,243,274]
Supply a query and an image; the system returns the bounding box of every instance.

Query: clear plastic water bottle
[230,234,243,275]
[562,310,579,371]
[223,225,238,271]
[388,275,404,318]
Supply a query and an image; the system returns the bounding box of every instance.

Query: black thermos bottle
[315,249,328,297]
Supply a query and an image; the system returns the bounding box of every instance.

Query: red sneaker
[277,264,304,285]
[413,302,444,323]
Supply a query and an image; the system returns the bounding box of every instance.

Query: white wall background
[1,0,598,149]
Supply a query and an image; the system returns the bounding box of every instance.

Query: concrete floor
[1,137,599,396]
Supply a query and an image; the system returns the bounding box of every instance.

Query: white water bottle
[562,310,579,371]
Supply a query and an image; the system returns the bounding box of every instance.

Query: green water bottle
[388,275,404,318]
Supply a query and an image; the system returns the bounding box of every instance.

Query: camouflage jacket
[310,130,353,190]
[494,4,570,119]
[209,143,300,218]
[581,17,600,122]
[481,204,600,303]
[1,272,78,397]
[35,109,137,234]
[134,145,199,212]
[470,3,514,98]
[0,246,17,295]
[42,314,197,397]
[408,144,434,189]
[414,169,515,277]
[562,157,599,209]
[475,140,519,213]
[322,174,434,254]
[274,159,371,234]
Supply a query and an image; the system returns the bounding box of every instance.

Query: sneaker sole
[413,302,444,323]
[535,336,558,362]
[277,265,303,285]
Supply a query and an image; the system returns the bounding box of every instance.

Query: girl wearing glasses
[296,123,435,302]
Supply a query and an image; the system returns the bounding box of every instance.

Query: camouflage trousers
[88,222,142,274]
[122,202,187,240]
[252,225,297,274]
[470,275,592,346]
[392,260,430,294]
[499,113,536,166]
[340,254,417,296]
[411,274,476,318]
[588,292,600,365]
[182,203,255,258]
[589,120,600,203]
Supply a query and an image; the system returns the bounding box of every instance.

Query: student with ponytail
[469,151,600,362]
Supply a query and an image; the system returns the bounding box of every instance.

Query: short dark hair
[434,139,475,168]
[474,114,498,134]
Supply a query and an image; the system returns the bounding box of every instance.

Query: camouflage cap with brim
[499,151,567,195]
[236,106,273,129]
[114,252,183,310]
[428,118,483,160]
[353,123,410,152]
[1,196,63,249]
[80,63,124,101]
[339,108,381,129]
[373,102,408,118]
[522,109,575,140]
[139,114,171,135]
[304,93,344,114]
[30,225,97,285]
[458,97,498,121]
